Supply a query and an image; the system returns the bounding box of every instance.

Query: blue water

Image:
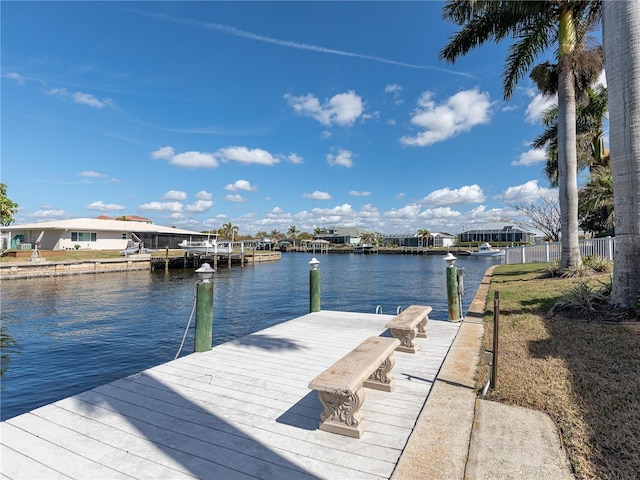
[0,253,499,420]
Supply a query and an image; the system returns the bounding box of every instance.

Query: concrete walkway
[393,266,575,479]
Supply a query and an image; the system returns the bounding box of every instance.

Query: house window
[70,232,97,242]
[122,233,127,239]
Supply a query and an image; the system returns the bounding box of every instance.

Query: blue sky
[3,1,601,236]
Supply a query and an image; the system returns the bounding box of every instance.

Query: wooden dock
[1,310,459,479]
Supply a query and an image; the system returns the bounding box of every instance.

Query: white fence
[504,236,614,264]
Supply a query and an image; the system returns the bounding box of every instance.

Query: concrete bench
[308,336,401,438]
[385,305,432,353]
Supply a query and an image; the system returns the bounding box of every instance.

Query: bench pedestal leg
[390,328,419,353]
[364,354,396,392]
[417,316,428,338]
[317,389,366,438]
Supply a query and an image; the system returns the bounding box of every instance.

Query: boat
[467,243,505,257]
[179,235,218,254]
[119,233,155,255]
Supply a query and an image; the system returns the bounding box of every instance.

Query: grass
[478,263,639,480]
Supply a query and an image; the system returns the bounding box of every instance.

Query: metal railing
[504,236,614,264]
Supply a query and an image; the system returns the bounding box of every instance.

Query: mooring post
[444,253,461,321]
[309,257,321,313]
[491,291,499,388]
[194,263,215,352]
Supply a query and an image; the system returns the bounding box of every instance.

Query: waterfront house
[313,227,369,246]
[1,217,208,251]
[458,225,535,245]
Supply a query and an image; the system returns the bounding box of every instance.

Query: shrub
[560,263,591,278]
[583,255,613,273]
[556,280,607,312]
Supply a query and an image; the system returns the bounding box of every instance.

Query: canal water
[0,253,500,421]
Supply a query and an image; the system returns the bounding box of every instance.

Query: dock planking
[1,310,459,480]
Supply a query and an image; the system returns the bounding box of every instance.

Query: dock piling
[194,263,215,352]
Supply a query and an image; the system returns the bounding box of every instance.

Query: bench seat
[385,305,432,353]
[308,336,400,438]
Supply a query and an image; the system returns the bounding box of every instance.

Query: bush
[556,280,608,312]
[583,255,613,273]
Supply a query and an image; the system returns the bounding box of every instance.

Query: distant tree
[313,227,326,236]
[255,231,268,240]
[359,232,375,246]
[417,229,431,247]
[505,197,561,242]
[270,229,282,242]
[221,222,238,242]
[0,184,18,226]
[287,225,300,246]
[298,231,313,242]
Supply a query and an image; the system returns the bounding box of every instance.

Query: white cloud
[401,89,492,146]
[284,90,363,126]
[73,92,107,108]
[195,190,212,200]
[6,72,25,84]
[225,179,257,191]
[385,83,403,104]
[349,190,371,197]
[525,90,557,124]
[44,87,68,97]
[311,203,354,216]
[288,153,304,164]
[79,170,107,178]
[385,84,402,95]
[225,194,246,203]
[186,200,214,213]
[384,204,422,219]
[25,209,69,221]
[171,151,218,168]
[419,206,462,219]
[138,201,184,212]
[152,146,175,159]
[217,146,280,165]
[326,148,354,167]
[421,184,486,206]
[162,190,188,201]
[512,147,547,166]
[303,191,332,200]
[86,201,125,211]
[499,180,557,203]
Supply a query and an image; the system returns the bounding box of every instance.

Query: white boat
[179,235,217,254]
[467,243,505,257]
[120,233,155,255]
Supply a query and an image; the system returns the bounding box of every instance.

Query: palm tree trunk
[604,0,640,308]
[557,8,582,270]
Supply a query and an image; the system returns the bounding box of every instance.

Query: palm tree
[603,0,640,308]
[221,222,238,242]
[417,229,431,248]
[313,227,326,236]
[270,229,282,242]
[359,232,375,246]
[287,225,300,247]
[535,85,608,187]
[440,1,601,270]
[579,165,614,236]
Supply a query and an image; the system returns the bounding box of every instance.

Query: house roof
[1,218,206,236]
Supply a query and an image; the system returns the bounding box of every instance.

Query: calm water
[0,253,499,420]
